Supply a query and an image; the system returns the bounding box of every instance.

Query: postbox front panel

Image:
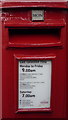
[2,8,66,118]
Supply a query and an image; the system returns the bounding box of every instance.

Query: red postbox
[1,0,67,119]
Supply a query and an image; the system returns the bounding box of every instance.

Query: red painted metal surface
[0,0,67,9]
[66,2,68,119]
[1,0,67,119]
[0,10,2,120]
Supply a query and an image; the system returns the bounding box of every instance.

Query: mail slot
[1,0,67,119]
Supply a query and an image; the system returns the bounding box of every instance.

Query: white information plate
[18,60,52,109]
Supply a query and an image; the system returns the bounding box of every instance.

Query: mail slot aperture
[9,28,61,47]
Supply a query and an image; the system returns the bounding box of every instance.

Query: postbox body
[1,0,67,119]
